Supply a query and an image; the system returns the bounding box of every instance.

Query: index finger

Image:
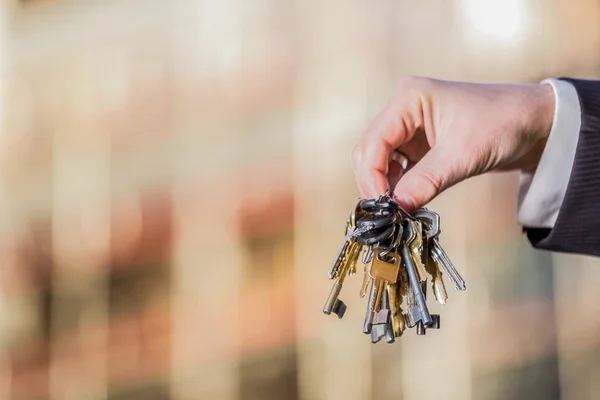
[354,100,415,197]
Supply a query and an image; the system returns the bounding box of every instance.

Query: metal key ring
[380,215,404,258]
[379,224,396,257]
[356,213,396,231]
[356,224,395,246]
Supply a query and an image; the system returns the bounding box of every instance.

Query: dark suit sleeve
[525,78,600,256]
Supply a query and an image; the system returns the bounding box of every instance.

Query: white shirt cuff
[517,79,581,229]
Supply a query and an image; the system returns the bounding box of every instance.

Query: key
[427,251,448,305]
[364,247,399,334]
[359,252,371,298]
[415,281,441,336]
[400,221,433,327]
[363,277,377,333]
[414,208,439,239]
[323,239,362,318]
[387,281,405,337]
[327,225,370,280]
[372,301,390,325]
[363,244,375,264]
[328,199,368,279]
[406,220,428,281]
[416,208,466,291]
[382,290,395,343]
[370,324,387,343]
[328,238,350,280]
[368,288,391,343]
[349,243,366,277]
[368,248,401,315]
[430,243,466,291]
[403,270,416,327]
[416,315,441,335]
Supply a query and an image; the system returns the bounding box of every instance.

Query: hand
[351,76,555,211]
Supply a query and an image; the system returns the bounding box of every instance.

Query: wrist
[519,83,555,173]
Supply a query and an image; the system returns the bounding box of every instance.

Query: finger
[355,96,423,198]
[392,144,461,211]
[355,138,391,197]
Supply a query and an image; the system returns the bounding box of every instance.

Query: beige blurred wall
[1,1,600,400]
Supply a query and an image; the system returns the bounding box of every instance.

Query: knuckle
[417,166,444,195]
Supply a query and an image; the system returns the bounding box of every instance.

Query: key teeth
[370,325,386,343]
[331,300,347,319]
[416,315,440,335]
[372,309,390,325]
[404,313,416,328]
[429,314,440,329]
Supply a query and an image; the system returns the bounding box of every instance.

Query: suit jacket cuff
[517,79,581,229]
[526,78,600,256]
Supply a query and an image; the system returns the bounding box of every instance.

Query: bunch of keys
[323,193,466,343]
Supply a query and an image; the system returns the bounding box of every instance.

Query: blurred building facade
[1,0,600,399]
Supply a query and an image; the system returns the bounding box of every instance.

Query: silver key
[368,291,394,344]
[401,221,433,327]
[382,290,395,343]
[363,277,377,333]
[370,324,387,343]
[415,209,466,291]
[430,242,465,291]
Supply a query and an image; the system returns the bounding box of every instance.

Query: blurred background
[1,0,600,399]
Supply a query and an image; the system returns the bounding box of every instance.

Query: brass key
[359,249,371,298]
[406,220,428,281]
[328,198,365,280]
[328,238,351,280]
[427,252,448,305]
[350,243,366,277]
[387,281,406,337]
[368,248,401,313]
[323,239,362,318]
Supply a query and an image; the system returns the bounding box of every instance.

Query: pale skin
[351,76,556,212]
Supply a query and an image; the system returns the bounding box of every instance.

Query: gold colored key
[360,257,371,298]
[387,282,406,337]
[407,220,428,281]
[349,242,366,277]
[368,248,401,313]
[345,240,362,275]
[399,264,409,297]
[328,198,366,280]
[427,252,448,305]
[323,239,362,317]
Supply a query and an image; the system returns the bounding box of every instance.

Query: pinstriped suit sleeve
[526,78,600,256]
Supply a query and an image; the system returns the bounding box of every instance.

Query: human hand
[351,76,555,211]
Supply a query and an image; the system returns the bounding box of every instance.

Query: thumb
[393,145,460,211]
